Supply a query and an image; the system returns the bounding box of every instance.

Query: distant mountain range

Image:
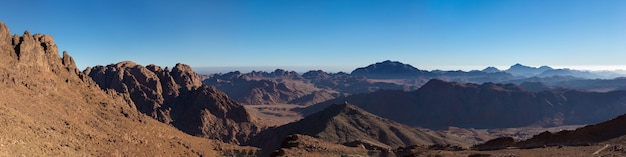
[298,79,626,129]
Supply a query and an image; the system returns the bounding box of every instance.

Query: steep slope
[302,79,626,129]
[248,103,468,154]
[0,21,257,156]
[86,62,261,144]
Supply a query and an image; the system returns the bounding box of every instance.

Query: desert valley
[3,19,626,157]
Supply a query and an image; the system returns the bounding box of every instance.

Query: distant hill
[301,79,626,129]
[351,60,429,79]
[481,66,501,73]
[247,103,469,155]
[505,63,553,77]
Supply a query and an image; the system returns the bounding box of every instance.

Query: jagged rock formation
[302,79,626,129]
[248,103,468,155]
[0,21,260,156]
[86,62,262,144]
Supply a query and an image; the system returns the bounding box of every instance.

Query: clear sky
[1,0,625,73]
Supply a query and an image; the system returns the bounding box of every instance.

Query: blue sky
[1,0,625,73]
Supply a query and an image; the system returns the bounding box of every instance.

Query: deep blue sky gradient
[1,0,625,72]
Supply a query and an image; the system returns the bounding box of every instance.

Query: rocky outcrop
[86,62,262,144]
[0,21,246,156]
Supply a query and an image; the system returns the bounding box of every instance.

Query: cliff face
[86,61,262,144]
[0,21,253,156]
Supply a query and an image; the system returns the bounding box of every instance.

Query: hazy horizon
[192,63,626,75]
[2,1,625,72]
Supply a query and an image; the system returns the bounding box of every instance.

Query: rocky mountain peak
[87,61,261,144]
[0,21,87,87]
[0,22,10,44]
[171,63,202,90]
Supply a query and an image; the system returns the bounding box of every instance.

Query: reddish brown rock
[0,21,247,156]
[87,61,262,144]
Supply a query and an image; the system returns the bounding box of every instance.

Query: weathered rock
[87,61,262,144]
[0,20,233,156]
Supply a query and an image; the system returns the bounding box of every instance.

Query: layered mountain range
[6,19,626,156]
[300,79,626,129]
[204,69,416,105]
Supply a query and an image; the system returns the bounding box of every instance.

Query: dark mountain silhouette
[351,60,430,79]
[507,76,626,92]
[505,63,553,77]
[301,79,626,129]
[248,103,468,155]
[430,70,515,83]
[86,62,262,144]
[518,81,561,92]
[481,66,501,73]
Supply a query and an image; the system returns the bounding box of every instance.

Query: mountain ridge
[247,103,469,155]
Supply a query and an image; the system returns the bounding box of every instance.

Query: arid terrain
[3,19,626,157]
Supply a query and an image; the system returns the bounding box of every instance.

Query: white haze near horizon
[193,65,626,75]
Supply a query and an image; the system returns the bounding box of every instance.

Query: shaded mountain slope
[302,79,626,129]
[86,62,262,144]
[514,113,626,148]
[0,21,256,156]
[248,103,468,154]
